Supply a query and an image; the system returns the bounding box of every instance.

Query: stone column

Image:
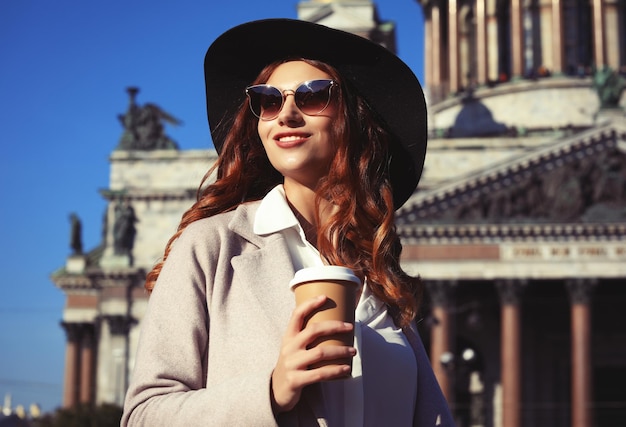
[486,0,499,81]
[539,0,554,70]
[496,280,526,427]
[522,0,532,73]
[103,314,133,405]
[426,280,457,405]
[79,324,95,405]
[448,0,460,93]
[592,0,606,67]
[604,0,621,69]
[511,0,525,77]
[425,7,433,97]
[550,0,564,73]
[431,1,444,102]
[61,322,81,408]
[566,279,596,427]
[476,0,488,84]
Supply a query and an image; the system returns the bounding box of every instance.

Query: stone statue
[69,213,83,255]
[592,66,626,109]
[113,202,137,256]
[116,87,181,150]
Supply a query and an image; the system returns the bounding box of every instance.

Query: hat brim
[204,18,427,209]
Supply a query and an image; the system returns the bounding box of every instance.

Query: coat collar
[227,201,266,246]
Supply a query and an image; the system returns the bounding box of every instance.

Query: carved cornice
[399,222,626,243]
[53,275,94,290]
[100,188,196,202]
[52,267,145,292]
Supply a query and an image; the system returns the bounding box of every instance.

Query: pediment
[397,122,626,240]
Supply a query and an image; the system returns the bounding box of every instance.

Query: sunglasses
[245,79,335,120]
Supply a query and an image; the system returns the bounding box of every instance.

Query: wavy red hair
[145,59,422,327]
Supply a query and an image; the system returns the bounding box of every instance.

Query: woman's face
[257,61,337,190]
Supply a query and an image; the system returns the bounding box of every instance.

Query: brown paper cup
[289,266,361,371]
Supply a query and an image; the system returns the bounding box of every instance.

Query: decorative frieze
[501,242,626,260]
[402,242,626,262]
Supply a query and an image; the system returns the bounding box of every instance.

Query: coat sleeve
[120,219,279,427]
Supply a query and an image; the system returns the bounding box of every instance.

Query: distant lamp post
[463,348,477,364]
[2,393,11,416]
[441,347,485,427]
[440,351,455,371]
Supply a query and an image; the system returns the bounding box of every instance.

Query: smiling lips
[274,133,311,147]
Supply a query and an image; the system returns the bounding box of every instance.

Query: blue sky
[0,0,424,414]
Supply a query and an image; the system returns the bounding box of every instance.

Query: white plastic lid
[289,266,361,290]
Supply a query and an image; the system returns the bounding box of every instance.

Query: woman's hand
[270,295,356,414]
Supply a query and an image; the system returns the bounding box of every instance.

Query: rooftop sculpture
[116,87,181,150]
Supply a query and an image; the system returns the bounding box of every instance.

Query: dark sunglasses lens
[248,86,283,119]
[295,80,333,115]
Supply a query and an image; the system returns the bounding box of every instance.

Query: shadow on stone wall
[449,94,509,138]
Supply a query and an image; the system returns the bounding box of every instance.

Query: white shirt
[254,185,417,426]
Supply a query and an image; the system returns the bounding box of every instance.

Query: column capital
[60,322,94,342]
[425,280,458,308]
[566,279,597,304]
[496,279,528,305]
[100,314,134,335]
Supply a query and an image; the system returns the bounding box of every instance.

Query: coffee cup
[289,265,361,371]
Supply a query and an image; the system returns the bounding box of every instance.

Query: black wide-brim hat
[204,18,427,209]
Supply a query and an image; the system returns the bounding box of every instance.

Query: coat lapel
[228,202,330,425]
[228,202,297,336]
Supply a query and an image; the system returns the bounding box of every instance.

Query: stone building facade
[51,0,626,426]
[51,86,219,408]
[413,0,626,425]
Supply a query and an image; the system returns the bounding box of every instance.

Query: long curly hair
[145,59,422,327]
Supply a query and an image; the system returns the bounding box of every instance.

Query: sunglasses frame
[245,79,335,121]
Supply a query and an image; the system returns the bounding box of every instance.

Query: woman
[122,19,454,426]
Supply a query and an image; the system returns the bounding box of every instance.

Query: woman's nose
[277,93,303,124]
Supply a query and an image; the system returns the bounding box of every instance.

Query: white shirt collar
[253,185,300,235]
[255,185,384,321]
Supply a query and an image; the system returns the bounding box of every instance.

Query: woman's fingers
[271,295,356,414]
[272,342,355,413]
[284,295,354,349]
[283,295,326,337]
[282,334,356,372]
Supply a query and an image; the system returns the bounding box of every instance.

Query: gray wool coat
[121,201,455,427]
